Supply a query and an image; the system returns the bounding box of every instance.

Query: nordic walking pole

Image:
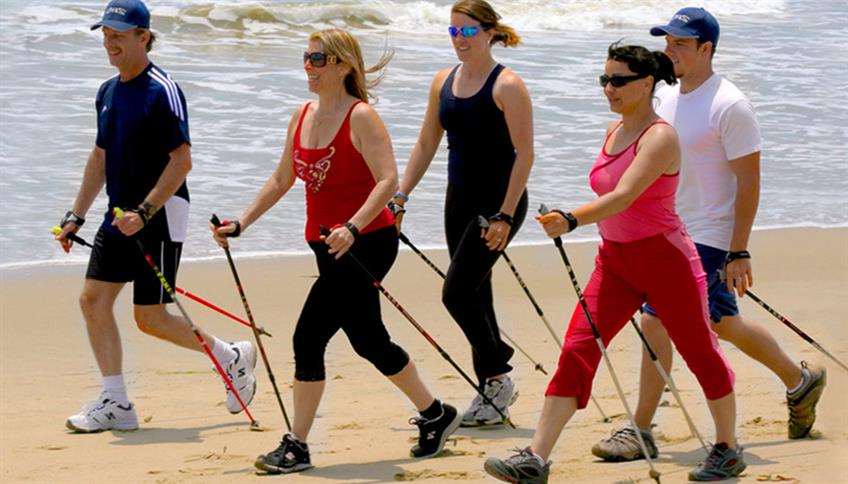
[175,287,273,337]
[52,227,273,337]
[397,231,547,375]
[398,232,446,278]
[627,313,708,452]
[538,205,660,483]
[321,226,515,428]
[743,289,848,374]
[500,251,563,347]
[111,209,260,429]
[211,214,292,430]
[53,227,95,248]
[478,216,610,421]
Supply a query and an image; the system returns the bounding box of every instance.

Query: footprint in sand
[394,469,476,481]
[38,445,67,451]
[756,474,799,483]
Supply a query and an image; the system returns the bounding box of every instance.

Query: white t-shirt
[655,74,761,250]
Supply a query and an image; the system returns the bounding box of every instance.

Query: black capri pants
[293,226,410,382]
[442,184,528,386]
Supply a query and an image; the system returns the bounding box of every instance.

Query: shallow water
[1,0,846,269]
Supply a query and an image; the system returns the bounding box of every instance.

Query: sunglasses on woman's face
[599,73,647,88]
[303,51,336,68]
[448,25,482,38]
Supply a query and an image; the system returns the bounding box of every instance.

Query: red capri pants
[546,227,735,407]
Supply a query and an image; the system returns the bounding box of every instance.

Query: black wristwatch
[552,209,578,233]
[387,199,406,217]
[725,250,751,264]
[488,212,515,227]
[344,222,360,241]
[60,210,85,228]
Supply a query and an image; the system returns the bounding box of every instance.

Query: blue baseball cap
[91,0,150,31]
[650,7,719,46]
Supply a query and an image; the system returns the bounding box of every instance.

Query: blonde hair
[309,28,393,103]
[451,0,520,47]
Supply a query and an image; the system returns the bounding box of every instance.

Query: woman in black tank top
[392,0,534,428]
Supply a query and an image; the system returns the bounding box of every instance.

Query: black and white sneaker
[409,402,462,458]
[255,433,313,474]
[224,341,257,414]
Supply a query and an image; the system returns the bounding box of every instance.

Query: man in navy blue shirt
[55,0,257,433]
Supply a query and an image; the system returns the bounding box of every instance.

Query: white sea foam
[1,0,845,268]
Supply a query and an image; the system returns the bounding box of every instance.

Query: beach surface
[1,227,846,483]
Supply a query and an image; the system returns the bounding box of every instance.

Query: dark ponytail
[607,41,677,92]
[651,51,676,88]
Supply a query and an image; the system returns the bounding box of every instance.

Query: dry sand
[1,227,846,483]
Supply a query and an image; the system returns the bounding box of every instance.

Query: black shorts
[85,227,182,305]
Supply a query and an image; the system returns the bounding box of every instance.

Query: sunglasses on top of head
[448,24,493,38]
[303,51,337,68]
[599,73,648,88]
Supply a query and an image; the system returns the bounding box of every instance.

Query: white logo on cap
[673,14,691,23]
[106,7,127,16]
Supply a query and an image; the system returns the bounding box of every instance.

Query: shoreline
[3,224,847,274]
[1,226,846,483]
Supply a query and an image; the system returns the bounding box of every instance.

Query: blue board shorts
[642,243,738,323]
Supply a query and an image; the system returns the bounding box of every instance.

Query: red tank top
[293,101,394,241]
[589,120,682,243]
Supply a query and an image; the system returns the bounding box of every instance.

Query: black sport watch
[60,211,85,228]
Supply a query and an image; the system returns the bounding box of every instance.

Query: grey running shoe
[225,341,257,414]
[591,425,658,462]
[461,376,518,427]
[255,433,314,474]
[66,394,138,433]
[688,443,746,481]
[409,401,462,458]
[484,447,550,484]
[787,361,827,439]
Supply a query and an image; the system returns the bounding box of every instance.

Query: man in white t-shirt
[591,6,827,471]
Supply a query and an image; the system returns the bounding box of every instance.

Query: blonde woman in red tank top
[211,28,460,475]
[484,43,744,483]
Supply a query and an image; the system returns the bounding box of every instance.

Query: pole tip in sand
[249,421,265,431]
[650,469,661,483]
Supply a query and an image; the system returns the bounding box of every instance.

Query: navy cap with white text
[91,0,150,32]
[650,7,719,46]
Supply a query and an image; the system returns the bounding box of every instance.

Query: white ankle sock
[211,337,237,363]
[787,367,811,395]
[102,375,129,404]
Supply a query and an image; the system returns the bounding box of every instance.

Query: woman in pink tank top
[484,43,742,483]
[211,28,460,474]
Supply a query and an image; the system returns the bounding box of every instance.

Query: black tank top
[439,64,516,195]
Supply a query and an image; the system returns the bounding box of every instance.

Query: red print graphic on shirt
[294,146,334,194]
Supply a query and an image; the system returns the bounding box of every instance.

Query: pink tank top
[589,121,681,243]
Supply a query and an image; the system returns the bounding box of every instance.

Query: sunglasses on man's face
[599,73,647,88]
[303,51,336,68]
[448,25,483,38]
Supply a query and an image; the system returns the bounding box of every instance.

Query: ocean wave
[7,0,787,38]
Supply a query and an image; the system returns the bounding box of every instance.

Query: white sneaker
[68,391,107,420]
[225,341,257,414]
[66,394,138,433]
[462,376,518,426]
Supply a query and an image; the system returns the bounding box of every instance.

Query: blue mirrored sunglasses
[448,25,481,38]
